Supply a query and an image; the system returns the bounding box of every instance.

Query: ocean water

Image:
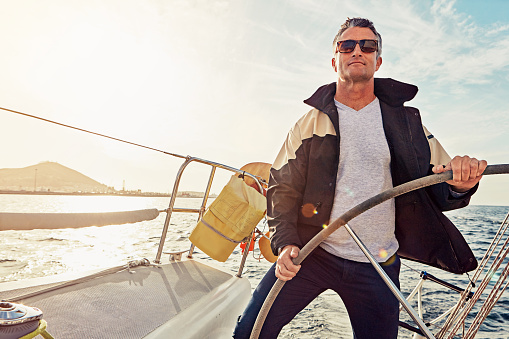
[1,194,508,338]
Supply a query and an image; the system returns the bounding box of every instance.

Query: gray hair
[332,17,382,58]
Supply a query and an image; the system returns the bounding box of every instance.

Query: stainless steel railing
[153,156,265,278]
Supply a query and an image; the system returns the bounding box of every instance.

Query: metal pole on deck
[342,223,436,338]
[154,157,193,264]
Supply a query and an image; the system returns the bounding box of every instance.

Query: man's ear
[375,56,382,71]
[332,57,337,72]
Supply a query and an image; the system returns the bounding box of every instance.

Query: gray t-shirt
[320,97,398,263]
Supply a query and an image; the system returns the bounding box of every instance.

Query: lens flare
[381,253,397,266]
[301,203,317,218]
[344,187,354,197]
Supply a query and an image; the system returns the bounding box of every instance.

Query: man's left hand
[432,155,487,193]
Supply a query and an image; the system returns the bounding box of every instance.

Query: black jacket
[268,78,477,274]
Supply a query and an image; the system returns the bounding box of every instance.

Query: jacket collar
[303,78,418,114]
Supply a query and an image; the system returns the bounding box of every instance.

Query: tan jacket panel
[423,125,451,166]
[273,111,449,170]
[272,109,336,171]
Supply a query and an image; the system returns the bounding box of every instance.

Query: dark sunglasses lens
[339,40,377,53]
[360,40,377,53]
[339,40,356,53]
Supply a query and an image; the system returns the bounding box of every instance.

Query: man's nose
[352,43,363,56]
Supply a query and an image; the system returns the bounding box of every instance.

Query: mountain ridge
[0,162,208,197]
[0,162,109,193]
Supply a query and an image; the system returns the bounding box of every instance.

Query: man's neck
[334,79,376,111]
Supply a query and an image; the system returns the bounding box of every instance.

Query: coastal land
[0,162,208,198]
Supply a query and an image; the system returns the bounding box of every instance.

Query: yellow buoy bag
[190,175,266,262]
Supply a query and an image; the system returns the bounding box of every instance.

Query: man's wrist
[278,244,297,255]
[449,186,469,198]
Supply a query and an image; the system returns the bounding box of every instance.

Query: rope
[0,106,186,159]
[249,164,509,339]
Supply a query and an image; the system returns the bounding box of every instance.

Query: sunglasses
[337,39,378,54]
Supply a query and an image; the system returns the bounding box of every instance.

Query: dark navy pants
[233,247,400,339]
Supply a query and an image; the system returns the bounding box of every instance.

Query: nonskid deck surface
[1,260,234,338]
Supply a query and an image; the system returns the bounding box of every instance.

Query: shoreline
[0,190,210,198]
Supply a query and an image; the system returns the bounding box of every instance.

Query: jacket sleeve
[267,123,309,255]
[422,125,478,211]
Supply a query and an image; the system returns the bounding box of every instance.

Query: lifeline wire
[0,106,187,159]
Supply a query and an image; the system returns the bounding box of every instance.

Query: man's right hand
[275,245,301,281]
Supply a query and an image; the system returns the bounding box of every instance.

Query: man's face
[332,27,382,83]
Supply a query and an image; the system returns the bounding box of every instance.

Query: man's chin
[341,73,374,83]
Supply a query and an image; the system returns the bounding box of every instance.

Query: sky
[0,0,508,205]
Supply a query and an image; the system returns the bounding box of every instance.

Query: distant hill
[0,162,108,193]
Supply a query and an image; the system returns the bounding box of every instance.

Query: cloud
[279,0,509,88]
[378,0,509,88]
[486,23,509,36]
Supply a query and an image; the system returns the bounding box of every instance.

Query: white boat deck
[0,259,250,338]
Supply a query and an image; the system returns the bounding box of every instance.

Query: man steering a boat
[234,17,487,338]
